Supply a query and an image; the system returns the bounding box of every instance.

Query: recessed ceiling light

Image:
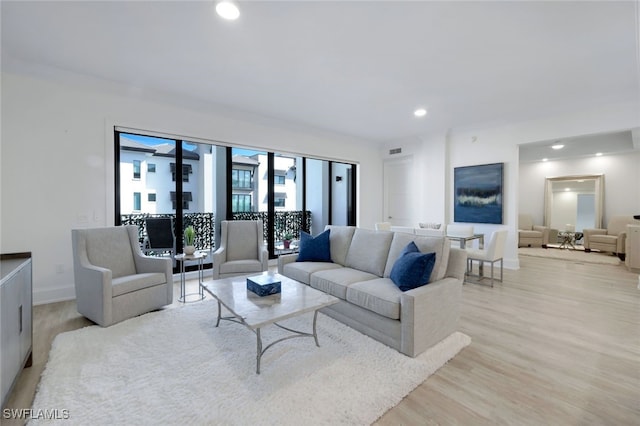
[565,188,571,191]
[551,144,564,150]
[216,1,240,20]
[595,152,603,156]
[414,108,427,117]
[542,158,548,162]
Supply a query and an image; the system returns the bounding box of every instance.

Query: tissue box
[247,274,282,297]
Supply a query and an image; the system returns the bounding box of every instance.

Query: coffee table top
[202,272,339,329]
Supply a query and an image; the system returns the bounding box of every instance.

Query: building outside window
[148,193,156,202]
[170,163,192,182]
[148,163,156,173]
[133,160,141,179]
[133,192,141,210]
[232,169,252,189]
[275,175,285,185]
[232,194,252,212]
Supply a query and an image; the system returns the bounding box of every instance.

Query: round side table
[175,252,207,303]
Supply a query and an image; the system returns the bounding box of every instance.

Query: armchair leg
[585,249,591,253]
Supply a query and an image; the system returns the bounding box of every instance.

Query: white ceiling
[2,1,639,143]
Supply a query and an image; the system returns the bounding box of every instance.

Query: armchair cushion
[112,272,167,297]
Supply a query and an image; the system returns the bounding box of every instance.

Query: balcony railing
[121,212,215,251]
[232,211,312,242]
[121,210,311,252]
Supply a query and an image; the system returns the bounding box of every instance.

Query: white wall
[519,152,640,227]
[1,71,381,304]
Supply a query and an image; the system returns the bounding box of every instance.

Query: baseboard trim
[33,285,76,306]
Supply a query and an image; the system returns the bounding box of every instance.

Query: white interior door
[383,156,414,226]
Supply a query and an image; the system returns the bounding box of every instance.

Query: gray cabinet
[626,225,640,272]
[1,253,32,408]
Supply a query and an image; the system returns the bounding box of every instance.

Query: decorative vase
[283,240,291,249]
[184,245,196,255]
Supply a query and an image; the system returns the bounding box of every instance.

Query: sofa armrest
[445,248,467,281]
[259,246,269,272]
[617,232,628,253]
[532,226,550,244]
[277,253,298,274]
[400,277,462,357]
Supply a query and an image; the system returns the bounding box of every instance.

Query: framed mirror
[544,174,604,232]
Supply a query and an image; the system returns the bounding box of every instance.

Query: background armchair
[143,217,175,265]
[518,214,550,248]
[584,216,640,260]
[212,220,268,279]
[72,225,173,327]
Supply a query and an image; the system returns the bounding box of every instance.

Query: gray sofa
[277,226,466,357]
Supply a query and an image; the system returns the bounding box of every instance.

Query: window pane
[133,160,141,179]
[133,192,141,210]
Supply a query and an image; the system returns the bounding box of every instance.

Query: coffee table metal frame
[202,272,338,374]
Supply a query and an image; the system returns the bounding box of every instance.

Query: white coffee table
[202,272,339,374]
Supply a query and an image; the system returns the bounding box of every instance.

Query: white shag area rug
[31,301,470,425]
[519,246,621,265]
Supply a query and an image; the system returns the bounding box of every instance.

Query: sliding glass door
[116,129,357,262]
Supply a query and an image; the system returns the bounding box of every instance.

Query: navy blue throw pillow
[390,243,436,291]
[296,229,332,262]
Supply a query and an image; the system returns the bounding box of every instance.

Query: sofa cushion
[345,228,394,276]
[297,229,332,262]
[346,278,402,320]
[325,225,356,265]
[112,272,166,297]
[384,233,450,282]
[310,267,378,300]
[282,262,342,285]
[389,243,436,291]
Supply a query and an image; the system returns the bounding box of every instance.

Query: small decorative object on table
[184,225,196,255]
[247,273,282,296]
[283,233,294,249]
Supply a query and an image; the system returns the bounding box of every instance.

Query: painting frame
[454,162,504,224]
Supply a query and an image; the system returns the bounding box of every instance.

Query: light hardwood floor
[4,256,640,425]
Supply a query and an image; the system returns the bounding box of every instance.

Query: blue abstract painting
[454,163,503,224]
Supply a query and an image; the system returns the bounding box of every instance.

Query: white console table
[1,252,33,408]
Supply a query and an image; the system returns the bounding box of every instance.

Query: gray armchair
[212,220,268,279]
[72,225,173,327]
